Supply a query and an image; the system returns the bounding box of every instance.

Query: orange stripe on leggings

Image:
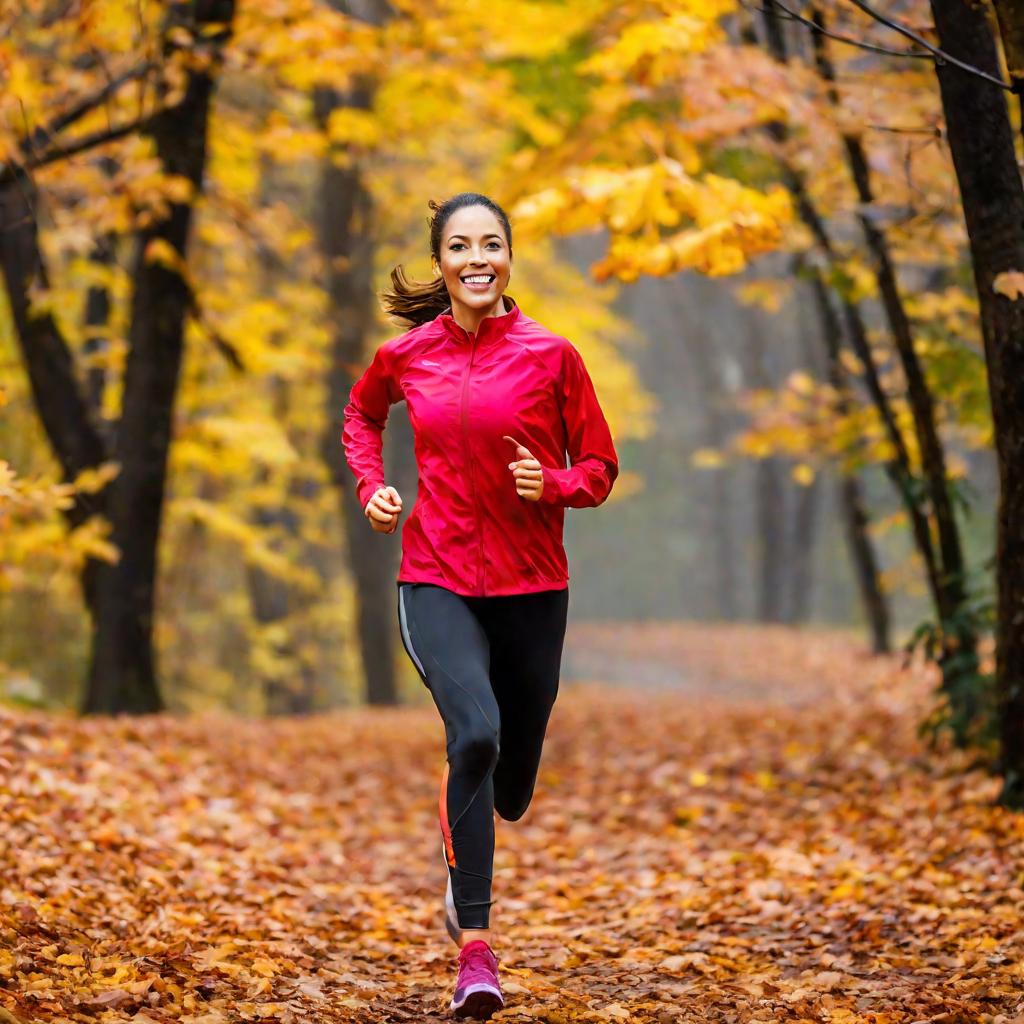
[439,762,457,867]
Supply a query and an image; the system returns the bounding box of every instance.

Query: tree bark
[315,0,401,706]
[84,0,236,714]
[0,178,117,644]
[930,0,1024,802]
[0,182,108,534]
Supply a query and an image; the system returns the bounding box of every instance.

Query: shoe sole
[451,987,504,1019]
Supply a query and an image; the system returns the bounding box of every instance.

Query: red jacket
[342,294,619,596]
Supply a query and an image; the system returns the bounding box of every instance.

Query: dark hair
[380,192,513,327]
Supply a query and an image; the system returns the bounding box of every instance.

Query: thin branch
[866,123,942,136]
[748,0,930,57]
[42,59,155,140]
[0,114,157,190]
[845,0,1012,90]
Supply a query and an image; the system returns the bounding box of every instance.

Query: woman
[342,192,618,1020]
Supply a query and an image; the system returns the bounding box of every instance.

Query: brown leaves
[1,625,1023,1022]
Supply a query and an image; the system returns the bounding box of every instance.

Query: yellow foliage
[791,463,816,486]
[691,448,726,469]
[172,499,321,594]
[736,280,789,313]
[514,163,792,282]
[326,108,381,149]
[580,5,735,83]
[71,463,120,495]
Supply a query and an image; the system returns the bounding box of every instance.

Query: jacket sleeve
[539,341,619,508]
[342,342,402,511]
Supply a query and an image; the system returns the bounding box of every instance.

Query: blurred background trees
[1,0,1022,799]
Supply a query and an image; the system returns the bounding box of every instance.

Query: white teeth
[462,275,494,284]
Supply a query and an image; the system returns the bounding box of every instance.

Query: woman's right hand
[365,485,403,533]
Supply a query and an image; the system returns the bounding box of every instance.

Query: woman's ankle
[459,928,491,948]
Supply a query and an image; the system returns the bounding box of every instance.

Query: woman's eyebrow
[447,234,502,241]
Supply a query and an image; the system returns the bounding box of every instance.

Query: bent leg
[484,588,569,822]
[397,583,501,929]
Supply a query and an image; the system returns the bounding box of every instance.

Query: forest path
[1,626,1021,1024]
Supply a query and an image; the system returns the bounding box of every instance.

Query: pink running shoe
[450,939,504,1019]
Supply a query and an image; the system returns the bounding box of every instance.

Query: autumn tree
[0,0,237,712]
[922,0,1024,806]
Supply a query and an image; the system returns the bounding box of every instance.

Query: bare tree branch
[39,59,155,142]
[845,0,1012,89]
[0,114,157,190]
[745,0,931,57]
[752,0,1013,88]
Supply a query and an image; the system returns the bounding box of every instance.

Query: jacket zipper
[460,334,485,595]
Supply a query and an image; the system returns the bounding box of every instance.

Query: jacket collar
[437,293,520,344]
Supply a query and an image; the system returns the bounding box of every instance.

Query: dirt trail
[1,625,1020,1024]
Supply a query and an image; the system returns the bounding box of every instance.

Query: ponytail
[380,264,450,328]
[380,192,513,329]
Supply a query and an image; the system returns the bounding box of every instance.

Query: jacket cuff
[539,466,569,505]
[357,477,384,512]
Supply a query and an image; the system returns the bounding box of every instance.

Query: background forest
[7,4,1024,1021]
[2,0,1022,784]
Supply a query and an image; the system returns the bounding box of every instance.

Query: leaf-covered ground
[2,625,1023,1024]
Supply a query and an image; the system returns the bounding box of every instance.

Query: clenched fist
[504,435,544,502]
[364,485,403,533]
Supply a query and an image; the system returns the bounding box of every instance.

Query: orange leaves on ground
[1,624,1023,1022]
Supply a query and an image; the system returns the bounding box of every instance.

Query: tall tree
[314,0,404,706]
[926,0,1024,804]
[0,0,237,713]
[805,6,978,733]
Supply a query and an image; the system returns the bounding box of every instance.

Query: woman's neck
[450,294,506,336]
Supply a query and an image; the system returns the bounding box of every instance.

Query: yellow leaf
[792,463,816,486]
[71,462,121,495]
[993,270,1024,300]
[691,448,725,469]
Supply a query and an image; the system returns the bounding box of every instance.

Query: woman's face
[436,206,512,314]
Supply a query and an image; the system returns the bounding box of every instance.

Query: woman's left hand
[504,435,544,502]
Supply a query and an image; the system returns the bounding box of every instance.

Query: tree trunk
[756,457,788,622]
[682,313,740,620]
[930,0,1024,802]
[84,0,236,714]
[0,178,116,644]
[808,270,890,652]
[810,7,979,736]
[785,475,821,625]
[746,323,788,623]
[754,4,934,642]
[315,0,400,706]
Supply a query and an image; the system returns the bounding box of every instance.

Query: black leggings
[397,582,569,929]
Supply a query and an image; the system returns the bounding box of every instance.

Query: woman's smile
[460,273,496,293]
[437,205,513,331]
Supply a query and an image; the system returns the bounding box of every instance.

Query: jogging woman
[342,192,618,1020]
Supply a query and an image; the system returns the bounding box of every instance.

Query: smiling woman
[342,191,619,1019]
[381,193,514,331]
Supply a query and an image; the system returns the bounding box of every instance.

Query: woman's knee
[494,783,533,822]
[450,725,500,779]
